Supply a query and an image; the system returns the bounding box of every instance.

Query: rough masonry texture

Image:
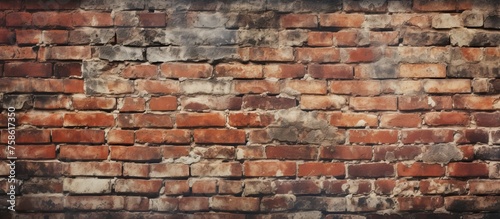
[0,0,500,218]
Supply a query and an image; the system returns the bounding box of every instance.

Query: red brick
[398,196,443,211]
[420,179,467,195]
[136,129,191,144]
[423,79,471,93]
[380,113,421,128]
[474,112,500,127]
[149,96,177,111]
[138,13,166,27]
[0,28,14,44]
[72,96,116,110]
[164,180,190,195]
[15,30,41,45]
[275,180,321,194]
[211,196,260,212]
[123,163,149,177]
[63,162,121,177]
[191,162,242,177]
[115,179,162,195]
[194,129,245,144]
[296,48,340,63]
[10,145,56,159]
[72,11,113,27]
[453,95,498,110]
[124,197,149,211]
[424,112,469,126]
[330,80,381,96]
[459,128,488,144]
[176,112,226,127]
[448,162,489,177]
[320,145,373,160]
[18,112,63,127]
[135,80,180,94]
[121,65,157,79]
[110,146,162,162]
[152,162,191,178]
[413,0,471,11]
[179,197,210,211]
[298,162,345,177]
[244,161,296,177]
[402,129,454,144]
[63,113,114,127]
[397,163,445,177]
[33,12,73,28]
[236,146,266,160]
[300,95,346,110]
[329,112,378,127]
[320,13,365,27]
[40,46,91,60]
[349,130,398,144]
[0,46,36,60]
[243,95,296,110]
[118,97,145,112]
[249,47,294,62]
[6,12,31,27]
[215,63,263,78]
[342,48,381,63]
[350,96,397,111]
[333,30,360,46]
[117,113,173,128]
[219,180,243,194]
[373,146,422,161]
[374,179,396,195]
[160,63,212,78]
[43,30,69,45]
[348,163,395,178]
[192,179,217,194]
[4,62,52,78]
[163,146,191,159]
[229,112,273,127]
[266,145,318,160]
[280,14,317,28]
[284,80,327,94]
[308,31,333,46]
[399,96,452,111]
[234,80,280,94]
[59,145,108,160]
[308,64,353,79]
[399,63,446,78]
[263,64,305,78]
[1,129,50,144]
[52,129,105,144]
[31,79,64,93]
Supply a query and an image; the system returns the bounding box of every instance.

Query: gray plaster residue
[422,144,463,164]
[268,108,344,145]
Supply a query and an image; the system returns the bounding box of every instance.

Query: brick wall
[1,0,500,218]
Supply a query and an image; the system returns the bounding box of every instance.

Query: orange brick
[320,13,364,28]
[330,112,378,127]
[380,113,421,128]
[399,63,446,78]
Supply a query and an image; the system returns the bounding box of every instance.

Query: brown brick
[244,161,296,177]
[176,112,226,127]
[211,196,260,212]
[110,146,162,162]
[298,162,345,177]
[320,13,364,27]
[397,163,445,177]
[280,14,317,28]
[308,64,353,79]
[263,64,305,78]
[266,145,318,160]
[348,163,395,178]
[243,95,296,110]
[161,63,212,78]
[398,196,443,211]
[115,179,162,195]
[138,13,166,27]
[320,145,372,160]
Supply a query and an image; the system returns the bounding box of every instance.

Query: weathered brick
[350,96,397,111]
[453,95,499,110]
[161,63,212,78]
[234,80,280,94]
[63,113,114,127]
[164,180,190,195]
[63,162,121,177]
[115,179,162,195]
[445,196,500,212]
[284,80,327,95]
[99,46,144,61]
[249,47,294,62]
[424,112,469,126]
[244,161,296,177]
[402,129,454,144]
[17,195,64,211]
[135,79,179,94]
[348,163,395,178]
[398,196,443,211]
[63,178,112,194]
[397,163,445,177]
[380,113,421,128]
[399,64,446,78]
[243,95,296,110]
[308,64,353,79]
[191,162,242,177]
[52,129,105,144]
[280,14,317,28]
[211,196,260,212]
[320,13,364,27]
[72,11,113,27]
[65,196,124,210]
[296,48,340,63]
[330,80,381,96]
[300,95,345,110]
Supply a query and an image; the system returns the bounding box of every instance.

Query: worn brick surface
[1,0,498,217]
